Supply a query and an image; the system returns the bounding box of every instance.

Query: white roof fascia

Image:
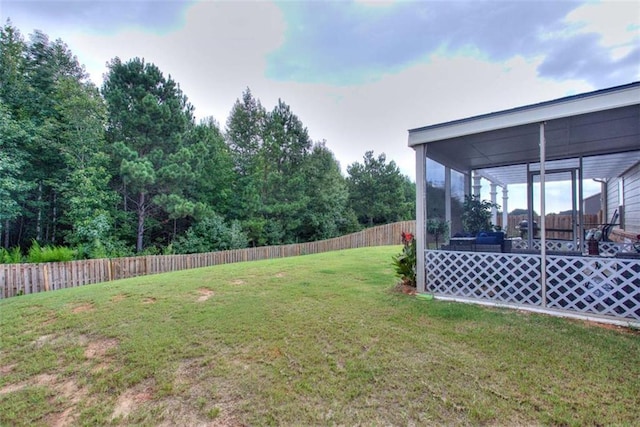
[408,84,640,147]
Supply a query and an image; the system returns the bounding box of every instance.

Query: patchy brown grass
[84,338,119,359]
[196,288,214,302]
[70,302,94,313]
[1,247,639,426]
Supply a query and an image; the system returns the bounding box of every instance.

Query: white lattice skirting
[511,239,636,255]
[426,251,640,321]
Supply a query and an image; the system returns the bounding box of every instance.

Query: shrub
[27,240,75,263]
[172,214,248,254]
[392,232,416,287]
[0,247,23,264]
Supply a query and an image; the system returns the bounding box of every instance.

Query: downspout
[539,123,547,307]
[593,178,607,226]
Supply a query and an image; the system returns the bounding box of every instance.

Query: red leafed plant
[392,232,416,287]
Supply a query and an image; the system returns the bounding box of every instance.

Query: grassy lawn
[1,246,639,426]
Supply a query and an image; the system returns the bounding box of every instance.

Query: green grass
[1,246,639,425]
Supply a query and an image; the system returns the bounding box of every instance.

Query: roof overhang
[408,82,640,184]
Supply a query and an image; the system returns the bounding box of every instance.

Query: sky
[1,0,639,213]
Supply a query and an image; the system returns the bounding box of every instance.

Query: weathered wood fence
[0,221,416,299]
[498,214,599,239]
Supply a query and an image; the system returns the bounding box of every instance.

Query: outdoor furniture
[443,232,506,253]
[444,236,476,252]
[585,209,619,242]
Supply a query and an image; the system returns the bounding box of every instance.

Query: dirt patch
[71,303,94,313]
[0,373,55,395]
[230,279,245,285]
[0,363,17,375]
[111,294,127,302]
[0,382,25,395]
[158,359,243,426]
[275,272,286,278]
[392,282,417,295]
[0,370,88,425]
[50,380,83,426]
[142,297,156,304]
[45,377,87,427]
[50,407,75,427]
[197,288,215,302]
[111,380,154,421]
[41,316,57,326]
[35,373,57,386]
[34,334,56,347]
[575,319,640,335]
[85,338,119,359]
[90,362,112,374]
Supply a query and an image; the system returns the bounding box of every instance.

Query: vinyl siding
[623,162,640,234]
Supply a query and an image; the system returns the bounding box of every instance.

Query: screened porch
[408,82,640,325]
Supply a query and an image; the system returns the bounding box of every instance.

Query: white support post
[415,144,427,294]
[490,183,498,226]
[539,123,547,306]
[445,167,451,225]
[473,172,482,197]
[502,186,509,233]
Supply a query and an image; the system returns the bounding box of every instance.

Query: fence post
[43,264,50,292]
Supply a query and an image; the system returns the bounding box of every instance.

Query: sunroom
[408,82,640,325]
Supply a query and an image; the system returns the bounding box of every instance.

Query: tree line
[0,23,415,259]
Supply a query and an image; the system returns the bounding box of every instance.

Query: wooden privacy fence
[498,214,598,240]
[0,220,416,299]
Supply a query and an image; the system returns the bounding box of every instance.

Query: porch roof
[408,82,640,184]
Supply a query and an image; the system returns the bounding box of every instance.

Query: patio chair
[585,209,618,242]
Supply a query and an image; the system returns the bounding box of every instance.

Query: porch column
[445,167,451,225]
[490,183,498,225]
[502,187,509,233]
[539,123,547,306]
[415,144,427,293]
[473,173,482,197]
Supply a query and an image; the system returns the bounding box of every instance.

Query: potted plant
[461,195,498,235]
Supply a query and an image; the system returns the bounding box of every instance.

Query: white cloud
[1,0,616,201]
[60,1,286,124]
[565,0,639,48]
[275,53,591,179]
[5,0,629,221]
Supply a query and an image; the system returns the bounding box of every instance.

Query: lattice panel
[511,240,527,249]
[511,240,636,255]
[546,255,640,320]
[598,241,637,255]
[426,251,541,305]
[511,239,577,251]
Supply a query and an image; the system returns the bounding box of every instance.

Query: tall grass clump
[0,246,23,264]
[26,240,75,263]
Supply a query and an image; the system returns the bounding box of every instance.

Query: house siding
[607,161,640,235]
[607,177,620,225]
[623,162,640,234]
